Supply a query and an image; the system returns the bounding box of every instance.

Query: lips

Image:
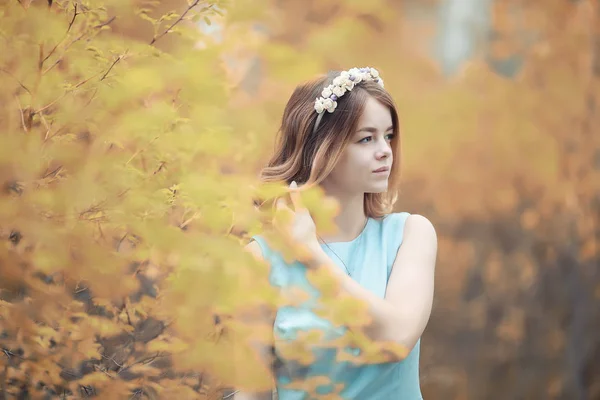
[373,166,390,173]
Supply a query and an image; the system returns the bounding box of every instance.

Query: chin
[365,183,389,194]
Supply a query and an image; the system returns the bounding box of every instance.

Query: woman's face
[322,96,394,196]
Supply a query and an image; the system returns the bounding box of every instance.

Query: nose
[375,138,392,160]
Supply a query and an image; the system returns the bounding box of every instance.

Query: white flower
[314,98,325,113]
[332,85,345,97]
[312,67,385,119]
[322,98,336,112]
[341,79,355,91]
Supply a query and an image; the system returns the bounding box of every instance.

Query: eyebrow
[356,125,394,133]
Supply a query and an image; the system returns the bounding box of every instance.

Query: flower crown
[314,67,384,115]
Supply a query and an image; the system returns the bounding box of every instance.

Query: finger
[274,198,293,232]
[289,181,306,212]
[276,198,286,210]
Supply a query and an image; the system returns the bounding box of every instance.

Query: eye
[385,133,395,141]
[358,136,372,143]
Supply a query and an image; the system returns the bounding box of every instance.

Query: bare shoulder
[405,214,436,235]
[403,214,437,250]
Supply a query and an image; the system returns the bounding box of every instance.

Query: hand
[273,181,321,261]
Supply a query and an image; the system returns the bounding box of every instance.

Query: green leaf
[158,11,179,23]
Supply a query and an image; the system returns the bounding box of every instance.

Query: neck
[317,188,367,243]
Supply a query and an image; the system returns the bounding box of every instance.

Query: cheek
[344,148,370,169]
[335,150,368,178]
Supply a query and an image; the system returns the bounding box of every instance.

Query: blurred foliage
[226,0,600,398]
[1,0,599,399]
[0,0,285,398]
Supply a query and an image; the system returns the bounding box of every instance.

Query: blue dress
[251,212,423,400]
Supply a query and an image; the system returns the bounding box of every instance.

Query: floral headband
[313,67,384,132]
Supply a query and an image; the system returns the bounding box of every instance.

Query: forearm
[306,248,409,348]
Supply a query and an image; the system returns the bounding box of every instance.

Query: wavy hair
[259,70,401,219]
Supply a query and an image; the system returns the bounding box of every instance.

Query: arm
[234,241,276,400]
[307,214,437,359]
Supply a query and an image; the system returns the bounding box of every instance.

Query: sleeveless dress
[251,212,423,400]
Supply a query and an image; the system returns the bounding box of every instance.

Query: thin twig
[153,161,166,175]
[39,112,51,139]
[35,69,104,114]
[100,54,124,81]
[180,211,200,230]
[43,165,63,179]
[129,389,144,399]
[74,286,88,294]
[117,352,166,377]
[43,87,97,142]
[96,220,105,240]
[42,29,88,75]
[125,135,159,165]
[66,3,77,33]
[95,15,116,29]
[116,233,128,252]
[139,352,164,366]
[2,348,25,360]
[1,68,31,95]
[38,42,45,71]
[84,87,99,108]
[42,16,116,76]
[15,96,28,133]
[41,57,62,76]
[41,3,78,66]
[93,364,116,379]
[101,353,124,369]
[44,125,67,141]
[150,0,202,45]
[35,92,68,115]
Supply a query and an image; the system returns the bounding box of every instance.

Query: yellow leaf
[79,337,102,359]
[127,363,163,377]
[78,371,112,386]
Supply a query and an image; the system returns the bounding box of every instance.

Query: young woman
[236,67,437,400]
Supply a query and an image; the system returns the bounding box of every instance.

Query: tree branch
[100,53,125,81]
[150,0,203,45]
[35,64,111,115]
[42,16,116,76]
[14,95,29,133]
[95,15,116,29]
[0,68,31,95]
[41,3,78,67]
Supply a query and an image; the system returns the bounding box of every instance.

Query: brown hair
[259,70,401,219]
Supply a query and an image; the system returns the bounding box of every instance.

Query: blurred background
[219,1,600,398]
[1,0,598,399]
